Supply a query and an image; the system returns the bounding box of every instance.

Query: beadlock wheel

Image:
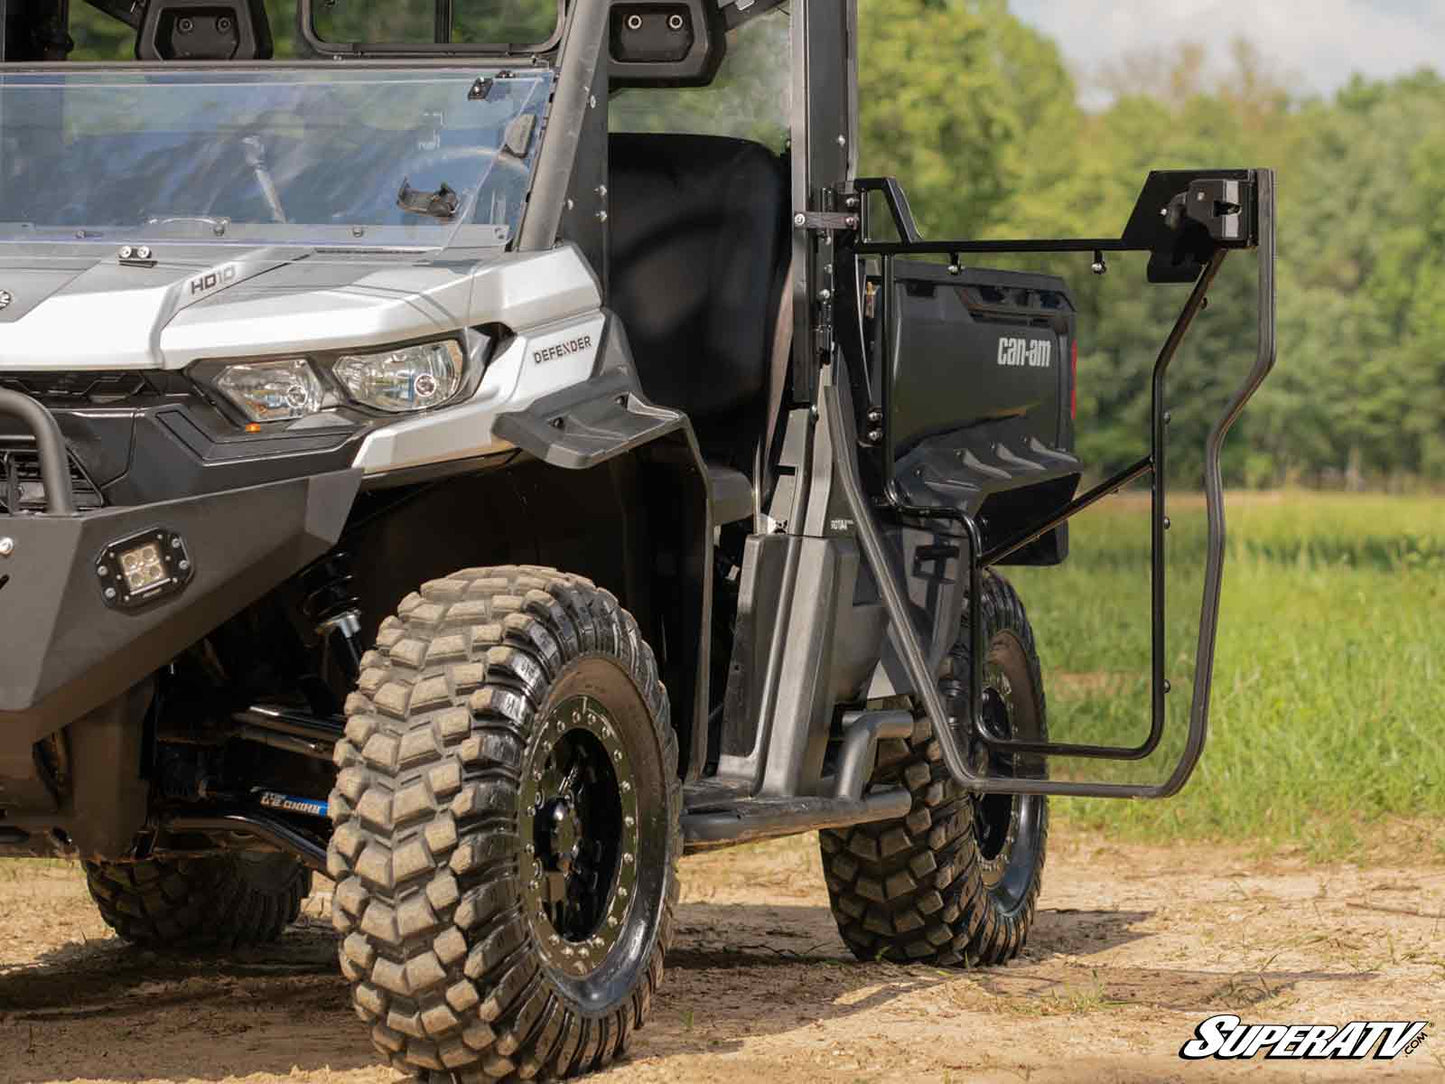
[328,566,681,1081]
[518,695,640,979]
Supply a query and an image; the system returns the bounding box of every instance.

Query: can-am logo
[997,336,1051,368]
[1180,1014,1429,1060]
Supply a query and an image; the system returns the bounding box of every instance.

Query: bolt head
[118,246,133,260]
[866,428,884,444]
[135,245,152,260]
[793,212,807,228]
[0,537,13,558]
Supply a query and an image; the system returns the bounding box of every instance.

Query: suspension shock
[300,551,363,682]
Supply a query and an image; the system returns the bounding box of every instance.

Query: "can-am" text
[997,337,1052,368]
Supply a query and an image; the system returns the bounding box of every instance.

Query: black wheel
[328,566,681,1081]
[84,853,307,951]
[819,569,1048,965]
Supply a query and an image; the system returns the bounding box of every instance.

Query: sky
[1009,0,1445,108]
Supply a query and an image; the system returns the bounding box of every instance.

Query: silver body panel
[0,241,607,476]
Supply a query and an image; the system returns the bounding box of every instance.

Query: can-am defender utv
[0,0,1276,1077]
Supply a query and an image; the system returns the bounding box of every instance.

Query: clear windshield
[0,66,553,247]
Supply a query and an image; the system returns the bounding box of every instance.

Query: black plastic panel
[881,262,1075,463]
[608,0,725,87]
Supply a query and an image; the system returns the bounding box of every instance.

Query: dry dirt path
[1,835,1442,1083]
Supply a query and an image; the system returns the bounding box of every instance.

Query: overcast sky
[1009,0,1445,107]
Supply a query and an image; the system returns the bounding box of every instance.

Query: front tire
[819,570,1048,965]
[328,566,681,1081]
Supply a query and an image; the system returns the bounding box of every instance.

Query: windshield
[0,66,553,248]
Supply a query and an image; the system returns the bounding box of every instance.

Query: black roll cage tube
[829,169,1276,798]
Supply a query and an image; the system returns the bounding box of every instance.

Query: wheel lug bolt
[624,815,635,828]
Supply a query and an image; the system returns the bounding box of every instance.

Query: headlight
[214,358,324,423]
[333,340,463,413]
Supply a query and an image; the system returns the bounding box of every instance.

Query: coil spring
[300,551,359,627]
[301,551,362,682]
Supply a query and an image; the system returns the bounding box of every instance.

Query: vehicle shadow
[0,900,1374,1081]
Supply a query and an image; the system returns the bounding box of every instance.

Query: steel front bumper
[0,388,360,772]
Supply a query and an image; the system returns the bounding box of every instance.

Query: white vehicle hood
[0,244,600,371]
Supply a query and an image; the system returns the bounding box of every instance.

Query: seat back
[608,132,790,461]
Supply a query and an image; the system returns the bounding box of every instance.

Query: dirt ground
[1,834,1441,1084]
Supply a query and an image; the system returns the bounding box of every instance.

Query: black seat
[608,133,791,522]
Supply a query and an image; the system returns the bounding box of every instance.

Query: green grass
[1005,491,1445,860]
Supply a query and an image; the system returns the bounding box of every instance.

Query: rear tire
[329,565,681,1081]
[819,570,1048,965]
[84,853,307,951]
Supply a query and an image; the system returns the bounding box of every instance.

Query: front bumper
[0,388,360,773]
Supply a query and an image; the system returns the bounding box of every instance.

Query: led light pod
[333,340,463,413]
[96,528,193,610]
[214,358,323,423]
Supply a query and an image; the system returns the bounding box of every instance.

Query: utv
[0,0,1275,1078]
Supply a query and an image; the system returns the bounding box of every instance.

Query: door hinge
[794,210,859,232]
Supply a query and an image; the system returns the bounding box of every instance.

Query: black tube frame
[0,388,76,514]
[831,170,1276,797]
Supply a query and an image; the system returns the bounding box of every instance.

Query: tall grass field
[1004,491,1443,861]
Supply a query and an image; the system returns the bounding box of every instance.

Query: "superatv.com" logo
[1180,1014,1429,1060]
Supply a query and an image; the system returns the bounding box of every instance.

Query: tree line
[860,0,1445,489]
